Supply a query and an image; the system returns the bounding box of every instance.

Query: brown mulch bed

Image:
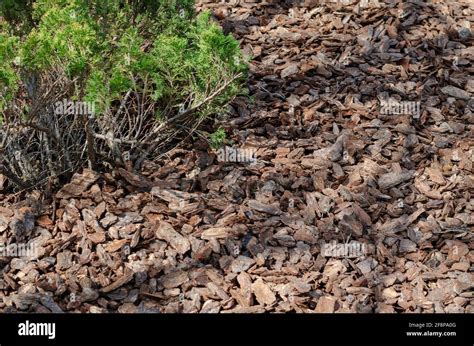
[0,0,472,313]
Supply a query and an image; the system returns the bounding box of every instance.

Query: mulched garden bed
[0,0,472,313]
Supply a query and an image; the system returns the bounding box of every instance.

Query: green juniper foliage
[0,20,19,118]
[208,127,227,149]
[0,0,247,189]
[0,0,247,121]
[0,0,34,32]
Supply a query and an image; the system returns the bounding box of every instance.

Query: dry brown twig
[0,67,243,190]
